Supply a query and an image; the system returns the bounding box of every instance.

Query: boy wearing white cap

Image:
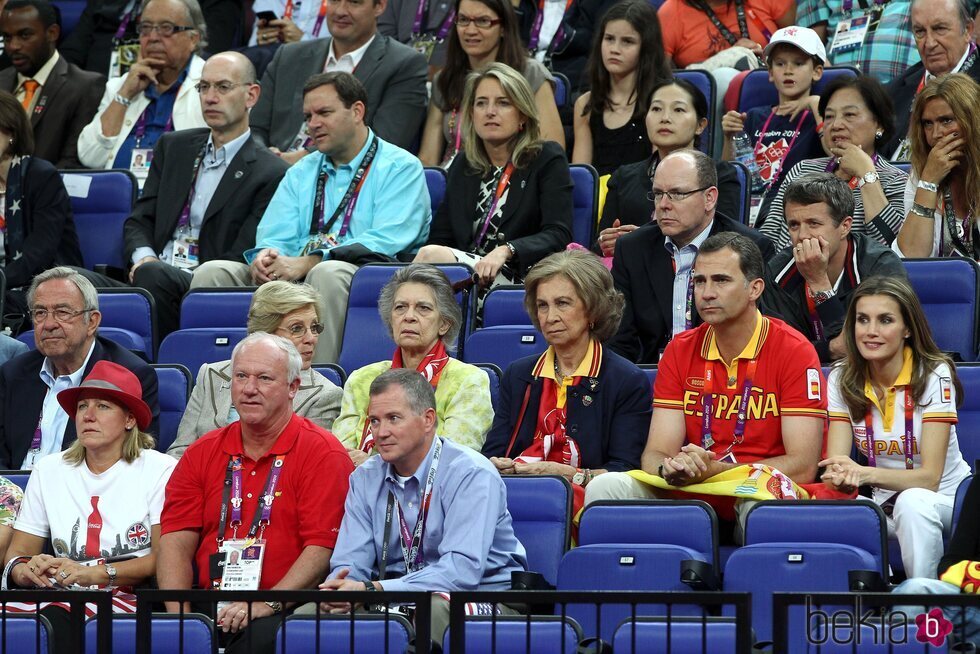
[721,26,827,200]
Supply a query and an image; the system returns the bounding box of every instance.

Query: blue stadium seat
[579,500,719,567]
[425,167,447,218]
[462,326,547,372]
[736,66,860,115]
[338,263,475,373]
[84,613,213,654]
[502,475,571,587]
[54,1,86,38]
[313,364,347,388]
[275,614,413,654]
[952,474,975,533]
[955,364,980,470]
[60,169,137,271]
[151,364,191,453]
[729,160,752,225]
[904,258,980,361]
[445,616,582,654]
[638,365,657,393]
[157,328,247,378]
[613,617,742,654]
[482,286,531,327]
[553,72,571,109]
[179,288,253,329]
[1,614,52,653]
[0,470,30,492]
[475,363,502,414]
[673,71,715,155]
[19,327,147,358]
[724,501,889,645]
[569,164,599,249]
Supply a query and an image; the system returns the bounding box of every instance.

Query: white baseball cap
[763,26,828,65]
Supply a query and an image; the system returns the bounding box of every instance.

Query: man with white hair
[157,332,353,653]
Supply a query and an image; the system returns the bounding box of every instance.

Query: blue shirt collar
[664,219,714,254]
[144,64,190,101]
[383,435,440,486]
[206,129,251,168]
[322,128,376,173]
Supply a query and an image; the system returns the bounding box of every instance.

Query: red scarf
[358,341,451,452]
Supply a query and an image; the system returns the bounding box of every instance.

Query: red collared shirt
[161,414,353,589]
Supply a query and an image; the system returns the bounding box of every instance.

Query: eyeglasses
[195,82,250,95]
[455,15,501,28]
[279,322,325,337]
[137,22,196,37]
[31,307,93,324]
[647,186,712,203]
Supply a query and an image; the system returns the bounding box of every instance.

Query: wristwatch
[857,171,879,188]
[105,564,117,587]
[571,469,586,486]
[808,287,836,305]
[265,601,283,614]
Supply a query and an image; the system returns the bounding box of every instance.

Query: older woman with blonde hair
[482,250,651,511]
[168,281,341,457]
[4,361,174,648]
[333,264,493,465]
[415,62,573,287]
[895,73,980,260]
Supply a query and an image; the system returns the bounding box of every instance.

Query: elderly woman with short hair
[482,250,651,510]
[168,281,341,458]
[333,264,493,465]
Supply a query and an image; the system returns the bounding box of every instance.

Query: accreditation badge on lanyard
[829,0,884,59]
[110,40,140,80]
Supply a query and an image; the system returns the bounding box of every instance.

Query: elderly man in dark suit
[77,51,288,337]
[249,0,427,165]
[885,0,980,160]
[0,267,159,469]
[0,0,105,168]
[609,149,775,365]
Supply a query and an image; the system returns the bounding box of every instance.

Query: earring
[875,130,883,139]
[589,321,595,330]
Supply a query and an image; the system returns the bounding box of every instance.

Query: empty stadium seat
[338,263,475,373]
[425,167,447,218]
[553,72,571,109]
[475,363,502,414]
[502,475,571,587]
[61,169,137,271]
[482,286,531,327]
[313,364,347,388]
[157,328,247,378]
[1,614,52,654]
[673,71,715,155]
[151,364,191,453]
[569,164,599,249]
[612,617,743,654]
[83,613,213,654]
[445,616,582,654]
[463,326,547,371]
[904,258,980,361]
[736,66,860,115]
[274,614,413,654]
[179,288,253,329]
[955,364,980,470]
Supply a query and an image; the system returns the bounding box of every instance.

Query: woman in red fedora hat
[2,361,176,644]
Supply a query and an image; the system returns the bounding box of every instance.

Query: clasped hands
[660,444,722,486]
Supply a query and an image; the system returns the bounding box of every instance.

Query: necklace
[553,358,565,383]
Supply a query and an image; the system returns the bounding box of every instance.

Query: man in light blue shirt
[313,368,527,646]
[192,71,431,364]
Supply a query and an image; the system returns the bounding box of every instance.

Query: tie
[21,79,39,111]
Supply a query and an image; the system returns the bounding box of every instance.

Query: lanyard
[29,389,47,453]
[841,0,885,14]
[528,0,574,52]
[448,109,463,159]
[311,0,329,37]
[690,0,748,47]
[669,253,695,331]
[310,136,378,236]
[113,4,136,42]
[379,439,443,579]
[472,162,514,250]
[701,358,758,453]
[864,386,914,469]
[754,109,810,190]
[412,0,456,39]
[176,144,208,230]
[133,108,174,149]
[939,186,978,260]
[284,0,294,18]
[216,453,286,544]
[803,283,825,340]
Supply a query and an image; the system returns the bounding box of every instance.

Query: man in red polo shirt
[585,233,826,529]
[157,332,353,653]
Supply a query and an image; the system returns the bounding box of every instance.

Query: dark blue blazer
[0,336,159,468]
[482,345,651,471]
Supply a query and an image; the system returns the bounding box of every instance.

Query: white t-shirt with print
[15,449,175,561]
[828,364,971,504]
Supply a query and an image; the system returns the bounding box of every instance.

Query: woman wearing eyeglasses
[418,0,565,167]
[167,281,342,458]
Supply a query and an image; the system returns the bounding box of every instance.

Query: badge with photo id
[301,233,338,256]
[218,539,265,591]
[109,41,140,80]
[170,236,199,270]
[410,34,438,62]
[130,148,152,185]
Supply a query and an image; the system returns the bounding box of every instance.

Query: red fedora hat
[57,361,153,431]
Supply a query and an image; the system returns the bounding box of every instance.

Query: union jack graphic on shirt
[127,521,150,547]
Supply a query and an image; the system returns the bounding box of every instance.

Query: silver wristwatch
[265,601,283,614]
[857,171,879,188]
[105,564,117,587]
